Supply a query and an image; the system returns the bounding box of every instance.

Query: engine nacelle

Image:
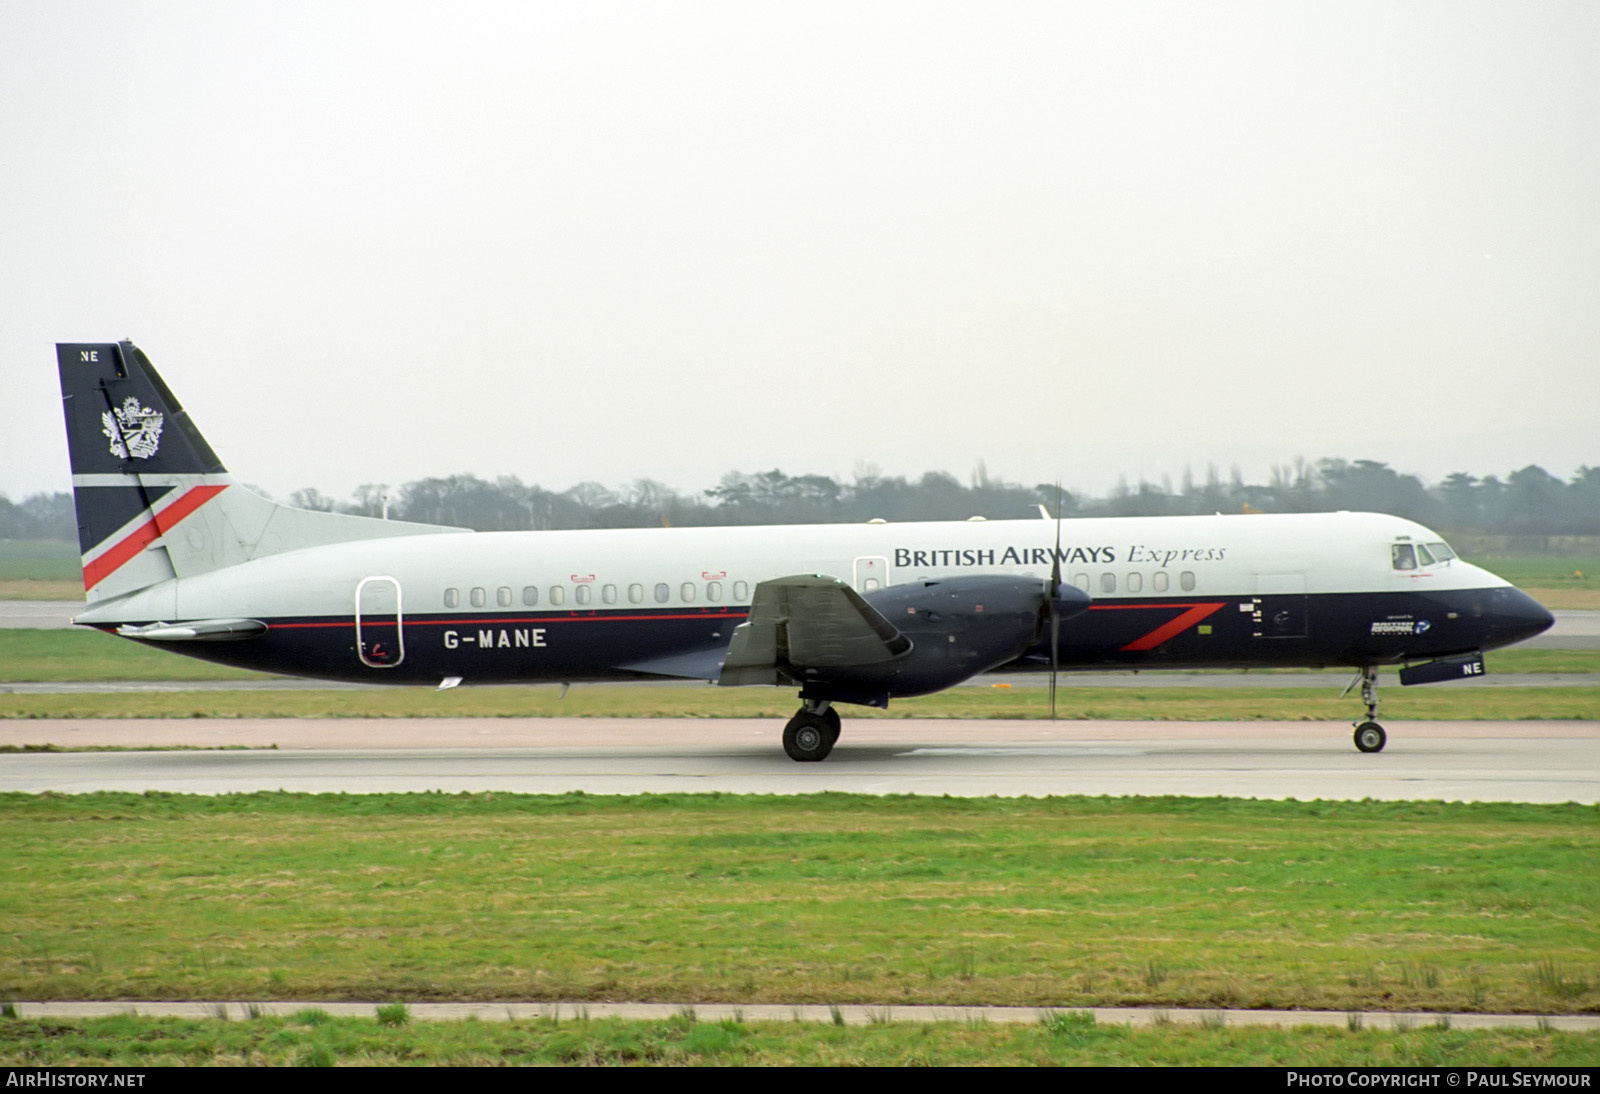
[798,574,1053,707]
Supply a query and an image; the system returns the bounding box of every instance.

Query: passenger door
[355,575,405,668]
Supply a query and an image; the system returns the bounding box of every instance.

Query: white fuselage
[78,510,1507,627]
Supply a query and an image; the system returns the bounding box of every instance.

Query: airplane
[57,340,1556,761]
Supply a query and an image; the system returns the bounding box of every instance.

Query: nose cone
[1483,587,1556,649]
[1051,582,1092,621]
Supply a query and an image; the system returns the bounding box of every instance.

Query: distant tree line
[4,459,1597,541]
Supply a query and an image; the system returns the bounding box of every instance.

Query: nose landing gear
[1351,666,1387,753]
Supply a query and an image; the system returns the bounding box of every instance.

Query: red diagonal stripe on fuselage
[1088,601,1228,651]
[82,484,228,590]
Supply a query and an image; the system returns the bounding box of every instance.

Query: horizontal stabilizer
[719,575,910,687]
[114,618,267,642]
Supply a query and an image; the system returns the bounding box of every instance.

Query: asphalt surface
[4,718,1595,802]
[0,599,78,628]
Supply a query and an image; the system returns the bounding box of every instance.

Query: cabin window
[629,583,644,604]
[522,586,538,606]
[1392,543,1417,571]
[681,582,696,603]
[549,585,565,606]
[1100,573,1116,594]
[1073,573,1089,592]
[1127,572,1143,593]
[733,581,749,601]
[602,584,617,604]
[1152,571,1169,593]
[444,587,459,608]
[471,587,487,608]
[655,583,670,604]
[1180,571,1195,592]
[575,584,591,605]
[706,581,722,601]
[497,586,512,607]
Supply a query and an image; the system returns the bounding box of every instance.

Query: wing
[718,575,911,687]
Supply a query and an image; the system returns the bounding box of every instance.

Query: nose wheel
[783,701,841,762]
[1353,721,1387,753]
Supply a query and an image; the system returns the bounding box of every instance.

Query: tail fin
[58,341,460,603]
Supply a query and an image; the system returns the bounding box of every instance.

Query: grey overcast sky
[3,1,1596,506]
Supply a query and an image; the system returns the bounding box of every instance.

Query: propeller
[1048,484,1063,719]
[1043,483,1092,719]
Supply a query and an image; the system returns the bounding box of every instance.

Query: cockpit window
[1391,543,1417,571]
[1428,541,1456,562]
[1414,543,1437,567]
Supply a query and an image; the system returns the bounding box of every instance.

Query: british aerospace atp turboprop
[59,341,1555,760]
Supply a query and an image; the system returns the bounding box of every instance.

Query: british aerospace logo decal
[893,544,1226,568]
[102,397,164,460]
[1371,620,1431,636]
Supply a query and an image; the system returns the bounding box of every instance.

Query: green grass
[1487,648,1600,675]
[1472,554,1600,609]
[0,540,79,599]
[0,629,283,682]
[0,540,77,582]
[1473,555,1600,593]
[2,793,1595,1015]
[0,1012,1593,1066]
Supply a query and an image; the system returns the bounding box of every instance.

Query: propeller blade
[1049,605,1060,719]
[1049,484,1062,599]
[1050,483,1062,719]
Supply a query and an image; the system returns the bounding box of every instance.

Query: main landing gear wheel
[783,711,835,762]
[822,706,841,747]
[1353,721,1387,753]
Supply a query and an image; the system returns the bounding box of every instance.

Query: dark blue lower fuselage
[104,584,1555,695]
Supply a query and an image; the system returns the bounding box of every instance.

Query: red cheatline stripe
[83,484,228,590]
[1089,601,1226,652]
[270,610,751,630]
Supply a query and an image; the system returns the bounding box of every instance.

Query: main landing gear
[783,699,841,762]
[1352,665,1387,753]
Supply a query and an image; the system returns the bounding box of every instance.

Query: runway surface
[4,718,1595,802]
